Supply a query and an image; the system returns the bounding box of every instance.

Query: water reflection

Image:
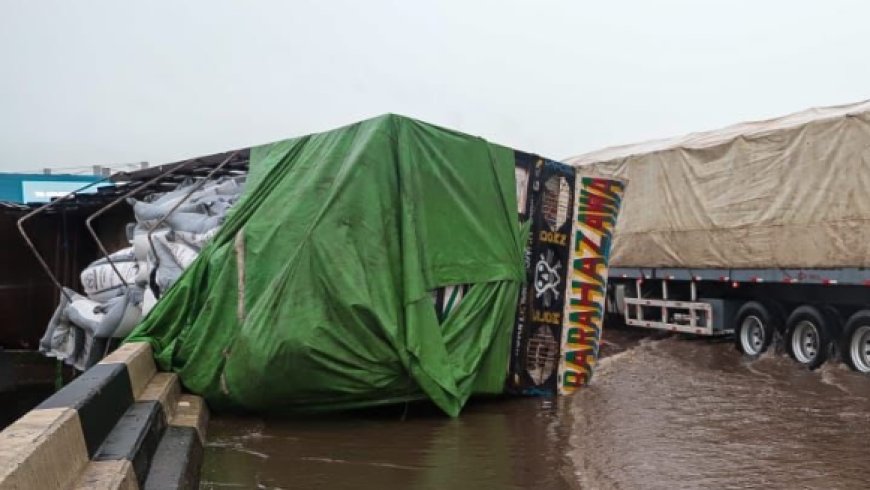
[201,330,870,489]
[202,397,579,490]
[569,335,870,489]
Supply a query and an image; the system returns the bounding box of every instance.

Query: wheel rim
[740,315,765,355]
[791,320,820,364]
[850,325,870,373]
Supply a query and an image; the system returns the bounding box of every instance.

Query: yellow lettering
[532,310,562,325]
[538,230,568,246]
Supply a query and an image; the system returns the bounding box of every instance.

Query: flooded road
[201,329,870,489]
[569,333,870,489]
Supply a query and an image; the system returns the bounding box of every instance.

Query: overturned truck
[108,114,625,416]
[22,115,623,416]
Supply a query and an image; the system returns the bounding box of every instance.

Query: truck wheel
[842,310,870,373]
[734,302,775,356]
[785,306,831,370]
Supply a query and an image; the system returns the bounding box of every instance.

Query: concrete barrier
[72,461,137,490]
[0,407,89,489]
[0,342,208,490]
[142,394,209,489]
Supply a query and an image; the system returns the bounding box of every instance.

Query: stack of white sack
[39,175,245,370]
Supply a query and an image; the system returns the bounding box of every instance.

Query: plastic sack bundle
[39,174,245,370]
[38,290,74,362]
[123,175,245,299]
[164,212,223,234]
[127,115,525,417]
[151,234,198,292]
[80,247,139,302]
[39,287,143,370]
[129,198,205,227]
[68,288,143,339]
[170,228,220,250]
[196,196,236,218]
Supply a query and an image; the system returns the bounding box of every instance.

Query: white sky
[1,0,868,172]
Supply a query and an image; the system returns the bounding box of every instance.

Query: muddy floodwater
[200,329,870,489]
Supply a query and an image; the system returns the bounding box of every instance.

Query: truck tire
[842,310,870,373]
[785,306,832,370]
[734,302,776,356]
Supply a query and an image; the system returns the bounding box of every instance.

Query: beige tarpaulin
[566,99,870,269]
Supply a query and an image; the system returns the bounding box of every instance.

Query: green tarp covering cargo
[126,114,625,416]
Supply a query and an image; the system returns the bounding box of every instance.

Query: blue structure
[0,173,110,204]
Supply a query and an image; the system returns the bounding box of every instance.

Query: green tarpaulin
[126,115,527,416]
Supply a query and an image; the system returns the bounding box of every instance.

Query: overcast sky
[1,0,868,172]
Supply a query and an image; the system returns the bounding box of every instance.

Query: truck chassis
[608,266,870,373]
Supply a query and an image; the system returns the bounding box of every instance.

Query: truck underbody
[607,267,870,373]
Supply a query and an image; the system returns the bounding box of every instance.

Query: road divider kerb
[0,342,208,490]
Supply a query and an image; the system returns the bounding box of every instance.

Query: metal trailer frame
[610,266,870,337]
[17,176,119,301]
[606,264,870,373]
[610,267,870,287]
[623,277,718,335]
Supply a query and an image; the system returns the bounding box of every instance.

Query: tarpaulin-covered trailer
[569,99,870,269]
[126,114,625,416]
[568,99,870,373]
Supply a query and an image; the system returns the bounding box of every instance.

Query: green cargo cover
[126,114,526,416]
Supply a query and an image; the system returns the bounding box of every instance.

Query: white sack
[81,259,139,302]
[170,228,219,250]
[166,212,222,234]
[152,234,199,293]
